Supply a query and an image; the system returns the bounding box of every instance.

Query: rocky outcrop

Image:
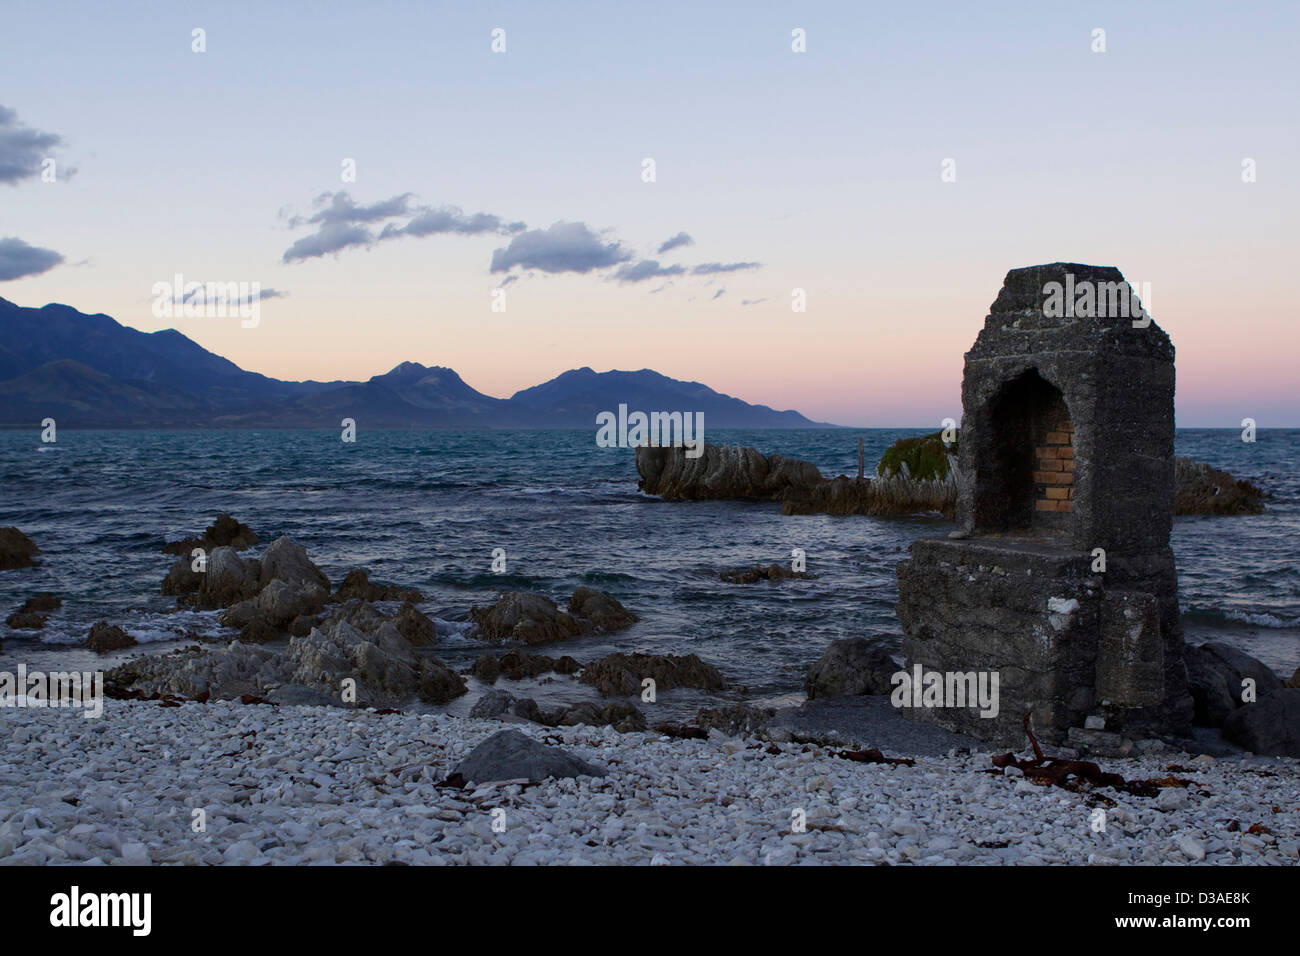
[1222,689,1300,757]
[695,702,777,737]
[471,650,582,683]
[469,689,545,723]
[5,593,61,630]
[636,443,823,501]
[548,700,646,732]
[1173,458,1266,515]
[333,569,424,604]
[162,513,258,555]
[451,730,606,785]
[579,652,724,697]
[394,602,436,646]
[567,587,637,631]
[1184,642,1285,727]
[0,528,39,570]
[85,621,136,653]
[720,563,812,584]
[804,637,900,700]
[470,588,636,645]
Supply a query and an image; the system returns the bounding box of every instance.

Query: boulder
[198,547,250,608]
[160,554,203,598]
[720,563,812,584]
[0,528,39,570]
[1173,458,1266,515]
[451,729,606,785]
[1288,668,1300,689]
[334,568,423,604]
[5,593,61,630]
[470,591,587,645]
[85,621,137,653]
[162,513,258,555]
[579,652,724,697]
[285,619,418,707]
[547,700,646,732]
[257,536,330,595]
[804,637,900,699]
[695,702,777,737]
[394,602,437,646]
[254,578,326,627]
[636,443,823,501]
[567,587,637,631]
[469,689,543,722]
[104,642,282,701]
[417,658,468,703]
[470,650,580,683]
[1222,689,1300,757]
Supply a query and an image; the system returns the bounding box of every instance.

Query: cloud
[490,221,632,275]
[0,236,64,280]
[656,231,693,255]
[712,288,726,300]
[293,191,415,227]
[0,106,64,186]
[611,259,687,284]
[283,221,375,262]
[692,261,761,275]
[741,298,768,306]
[379,205,524,240]
[181,285,288,304]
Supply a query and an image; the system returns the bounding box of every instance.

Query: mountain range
[0,298,833,428]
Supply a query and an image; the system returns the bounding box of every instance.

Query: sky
[2,0,1297,426]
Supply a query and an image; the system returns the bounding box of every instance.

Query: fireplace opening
[975,369,1073,534]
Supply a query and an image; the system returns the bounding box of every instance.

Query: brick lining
[1034,417,1074,513]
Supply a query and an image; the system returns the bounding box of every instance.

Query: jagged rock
[417,658,468,703]
[567,587,637,631]
[1287,668,1300,689]
[85,621,136,653]
[546,700,647,732]
[1222,689,1300,757]
[469,689,543,722]
[162,513,258,555]
[695,702,778,737]
[451,729,605,785]
[636,443,823,501]
[267,684,338,707]
[197,547,250,608]
[1173,458,1265,515]
[805,637,900,700]
[471,650,581,683]
[0,528,39,570]
[720,563,812,584]
[104,642,281,701]
[255,578,326,626]
[5,593,61,630]
[256,536,330,595]
[161,555,203,598]
[579,652,724,697]
[394,603,436,646]
[470,591,587,645]
[285,619,418,708]
[333,568,424,604]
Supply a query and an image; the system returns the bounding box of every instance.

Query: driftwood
[992,714,1192,797]
[832,747,915,767]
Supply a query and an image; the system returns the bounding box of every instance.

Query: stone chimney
[896,263,1192,745]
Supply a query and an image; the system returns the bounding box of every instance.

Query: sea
[2,428,1297,720]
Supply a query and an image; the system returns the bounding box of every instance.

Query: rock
[85,622,136,653]
[470,591,587,645]
[104,642,281,701]
[720,564,812,584]
[5,593,61,630]
[1222,689,1300,757]
[257,536,330,595]
[1288,668,1300,690]
[547,700,647,732]
[416,658,468,703]
[162,513,258,555]
[579,652,724,697]
[471,650,581,683]
[804,637,899,699]
[469,689,542,722]
[567,587,637,631]
[636,443,823,501]
[451,729,606,785]
[267,684,338,707]
[394,603,436,646]
[198,547,250,609]
[334,569,423,604]
[0,527,39,570]
[285,619,418,708]
[1183,644,1240,727]
[160,555,203,598]
[1173,458,1265,515]
[1174,833,1206,861]
[1199,643,1284,698]
[320,598,388,635]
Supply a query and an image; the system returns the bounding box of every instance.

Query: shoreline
[2,699,1296,866]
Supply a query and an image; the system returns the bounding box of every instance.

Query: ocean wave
[1183,605,1300,629]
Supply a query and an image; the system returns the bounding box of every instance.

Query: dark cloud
[611,259,687,284]
[692,261,761,275]
[656,231,693,255]
[0,236,64,280]
[741,298,768,306]
[293,191,415,227]
[379,205,524,240]
[490,221,632,275]
[0,106,63,186]
[181,284,287,304]
[711,288,726,300]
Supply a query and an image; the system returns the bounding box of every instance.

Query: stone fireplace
[896,263,1192,746]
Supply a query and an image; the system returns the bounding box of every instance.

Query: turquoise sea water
[2,428,1296,714]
